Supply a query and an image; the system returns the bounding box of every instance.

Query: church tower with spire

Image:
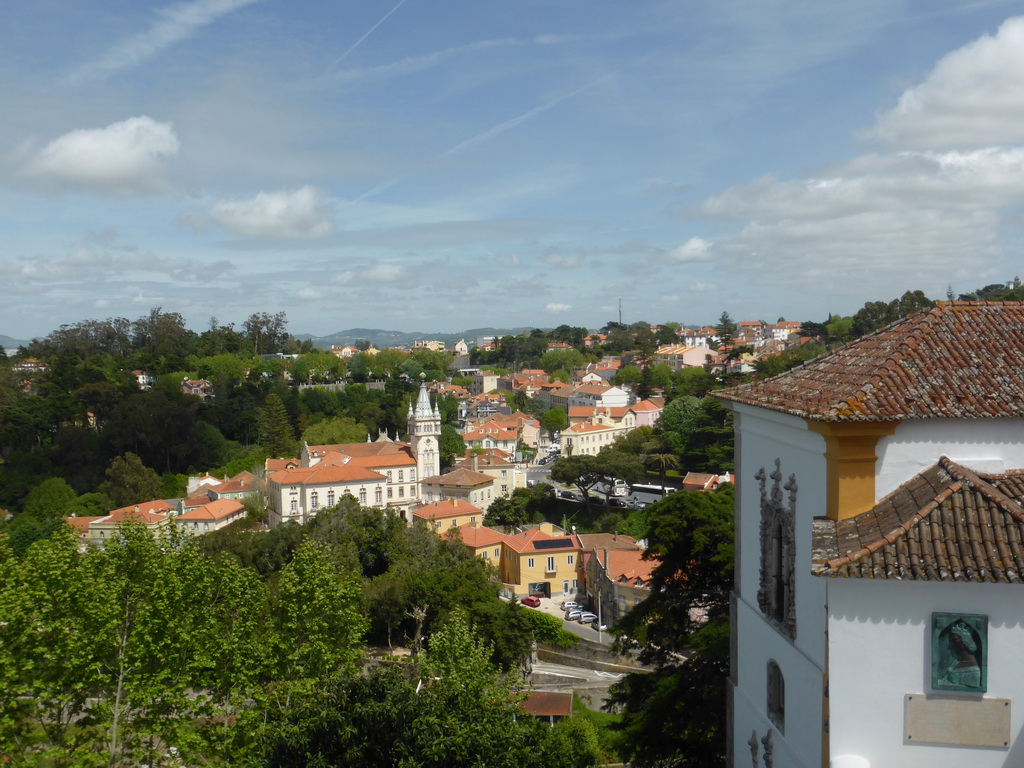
[408,374,441,483]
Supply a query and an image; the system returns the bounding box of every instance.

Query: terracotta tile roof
[503,528,579,554]
[813,457,1024,582]
[306,442,410,458]
[421,467,493,487]
[595,547,657,586]
[518,691,573,717]
[103,500,175,525]
[178,499,245,522]
[266,458,301,471]
[270,464,385,485]
[631,399,663,412]
[449,523,507,547]
[413,499,483,520]
[65,516,105,537]
[577,533,639,551]
[719,302,1024,421]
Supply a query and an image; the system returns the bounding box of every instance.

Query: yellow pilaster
[806,420,900,522]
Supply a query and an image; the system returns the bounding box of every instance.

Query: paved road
[526,595,614,645]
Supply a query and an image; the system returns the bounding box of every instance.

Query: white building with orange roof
[453,450,524,497]
[421,466,496,509]
[566,383,629,410]
[267,463,388,526]
[562,408,638,456]
[412,498,485,531]
[460,423,518,453]
[84,500,176,544]
[177,499,247,535]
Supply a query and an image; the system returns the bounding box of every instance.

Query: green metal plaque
[931,613,987,694]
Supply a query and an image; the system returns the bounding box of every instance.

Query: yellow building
[412,498,485,531]
[501,523,583,599]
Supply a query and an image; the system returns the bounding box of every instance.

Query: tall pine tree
[257,392,294,458]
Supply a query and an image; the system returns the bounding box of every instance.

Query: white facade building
[720,302,1024,768]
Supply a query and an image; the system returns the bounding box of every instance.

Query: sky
[3,0,1024,340]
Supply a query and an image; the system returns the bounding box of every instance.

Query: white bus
[630,483,677,497]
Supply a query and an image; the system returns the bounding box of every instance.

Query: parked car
[560,600,579,611]
[520,595,541,607]
[590,618,609,631]
[565,609,584,621]
[578,612,598,624]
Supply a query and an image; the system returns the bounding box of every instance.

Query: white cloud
[545,303,572,312]
[689,282,718,292]
[694,148,1024,288]
[294,287,323,301]
[19,117,179,196]
[494,253,522,267]
[199,186,335,239]
[868,16,1024,150]
[541,248,583,269]
[666,237,713,263]
[332,262,409,285]
[71,0,261,82]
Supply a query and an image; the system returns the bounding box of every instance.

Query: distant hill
[310,327,538,349]
[0,334,28,350]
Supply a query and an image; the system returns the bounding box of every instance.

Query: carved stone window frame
[756,459,798,639]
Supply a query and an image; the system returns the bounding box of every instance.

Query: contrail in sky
[444,76,609,156]
[323,0,410,76]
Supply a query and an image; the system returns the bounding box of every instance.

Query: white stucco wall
[728,403,830,767]
[876,418,1024,499]
[827,578,1024,768]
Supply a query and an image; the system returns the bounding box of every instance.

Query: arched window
[310,491,319,509]
[767,661,785,733]
[375,487,383,504]
[359,488,367,505]
[327,490,335,507]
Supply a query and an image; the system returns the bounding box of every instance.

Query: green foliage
[540,407,568,438]
[258,392,296,458]
[659,396,734,472]
[551,451,646,515]
[521,605,579,648]
[439,424,466,468]
[610,485,734,766]
[300,415,368,445]
[99,452,163,508]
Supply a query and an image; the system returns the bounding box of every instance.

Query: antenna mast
[618,297,622,326]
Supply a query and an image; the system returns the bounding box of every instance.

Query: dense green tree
[98,452,163,508]
[551,451,645,515]
[439,424,466,468]
[300,416,368,446]
[610,484,734,766]
[257,392,295,458]
[242,311,288,355]
[714,311,737,348]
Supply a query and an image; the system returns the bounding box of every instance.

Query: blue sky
[2,0,1023,339]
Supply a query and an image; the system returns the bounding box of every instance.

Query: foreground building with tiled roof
[718,302,1024,768]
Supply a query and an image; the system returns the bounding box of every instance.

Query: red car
[520,595,541,607]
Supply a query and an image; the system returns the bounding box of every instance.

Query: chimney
[603,547,609,575]
[472,454,479,472]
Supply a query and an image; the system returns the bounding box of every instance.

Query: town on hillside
[5,284,1024,765]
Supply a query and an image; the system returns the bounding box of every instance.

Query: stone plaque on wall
[905,694,1010,748]
[931,612,987,693]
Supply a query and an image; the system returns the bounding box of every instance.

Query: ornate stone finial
[761,729,774,768]
[419,371,426,380]
[747,731,759,767]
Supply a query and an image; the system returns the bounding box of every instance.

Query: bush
[521,606,578,648]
